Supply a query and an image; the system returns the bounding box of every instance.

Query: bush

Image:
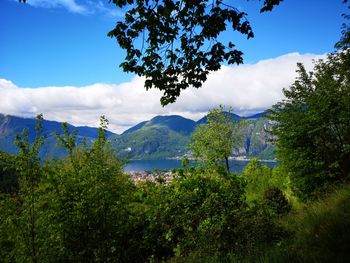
[263,187,291,215]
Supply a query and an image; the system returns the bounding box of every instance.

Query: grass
[256,184,350,263]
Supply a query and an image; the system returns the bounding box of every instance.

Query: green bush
[263,187,291,215]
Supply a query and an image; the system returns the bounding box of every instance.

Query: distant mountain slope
[0,112,275,161]
[123,115,196,136]
[239,117,275,160]
[245,112,267,119]
[0,114,115,159]
[196,112,242,125]
[111,112,276,160]
[110,115,196,159]
[123,121,148,134]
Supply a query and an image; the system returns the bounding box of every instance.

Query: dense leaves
[108,0,281,105]
[131,168,283,260]
[190,106,243,174]
[0,151,19,194]
[268,51,350,199]
[263,187,291,215]
[0,115,286,262]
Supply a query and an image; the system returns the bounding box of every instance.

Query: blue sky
[0,0,348,132]
[1,0,346,87]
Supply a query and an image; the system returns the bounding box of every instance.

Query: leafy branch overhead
[108,0,282,105]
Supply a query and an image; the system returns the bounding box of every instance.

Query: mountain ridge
[109,111,274,160]
[0,112,274,160]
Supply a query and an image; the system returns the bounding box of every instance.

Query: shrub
[264,187,291,215]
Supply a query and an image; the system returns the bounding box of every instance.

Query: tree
[1,114,46,263]
[190,106,243,174]
[268,51,350,199]
[107,0,282,105]
[40,116,135,262]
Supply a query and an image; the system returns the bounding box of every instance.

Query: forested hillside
[110,112,276,160]
[0,112,275,160]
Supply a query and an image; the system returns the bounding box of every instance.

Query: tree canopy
[107,0,282,105]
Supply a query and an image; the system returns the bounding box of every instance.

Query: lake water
[124,159,277,173]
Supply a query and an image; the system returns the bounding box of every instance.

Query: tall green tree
[190,106,243,174]
[7,114,45,263]
[268,51,350,199]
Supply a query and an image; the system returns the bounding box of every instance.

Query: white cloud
[19,0,123,17]
[24,0,89,14]
[0,53,325,133]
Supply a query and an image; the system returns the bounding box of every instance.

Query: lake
[124,159,277,173]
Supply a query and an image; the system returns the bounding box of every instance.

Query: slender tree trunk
[225,156,230,174]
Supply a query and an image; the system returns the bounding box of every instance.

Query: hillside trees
[190,106,243,174]
[268,50,350,199]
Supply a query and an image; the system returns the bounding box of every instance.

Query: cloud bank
[0,53,324,133]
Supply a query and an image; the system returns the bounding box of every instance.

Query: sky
[0,0,348,133]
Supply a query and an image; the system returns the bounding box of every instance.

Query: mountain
[110,112,275,160]
[110,115,197,159]
[196,112,242,125]
[123,115,196,136]
[239,116,275,160]
[0,114,115,159]
[0,112,275,161]
[245,112,267,119]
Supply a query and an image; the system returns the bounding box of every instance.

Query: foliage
[263,187,291,215]
[190,106,243,174]
[9,114,45,263]
[38,116,135,262]
[2,114,350,262]
[268,51,350,199]
[0,116,137,262]
[243,158,292,207]
[335,0,350,50]
[134,170,282,261]
[108,0,281,105]
[0,151,19,194]
[255,184,350,263]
